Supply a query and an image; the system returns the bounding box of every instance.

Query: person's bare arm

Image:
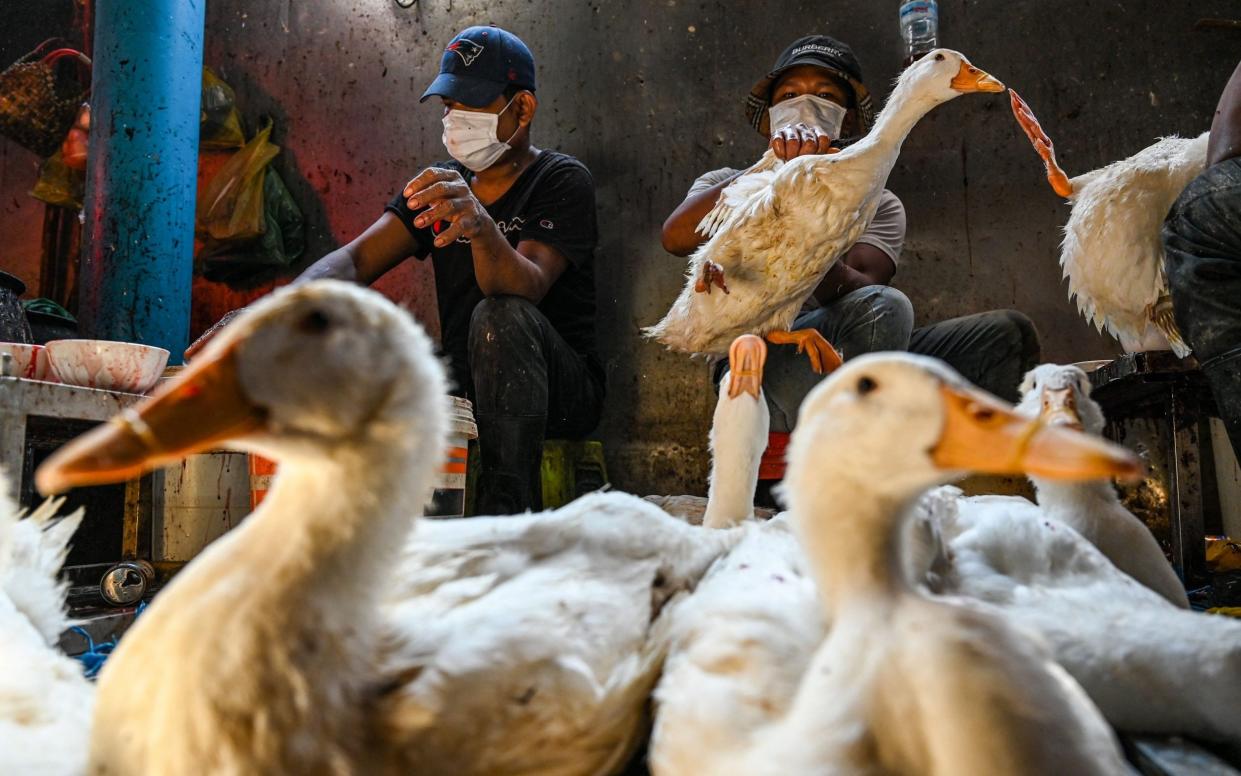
[404,168,567,302]
[811,243,896,306]
[1209,59,1241,167]
[298,212,418,286]
[184,213,419,359]
[661,173,743,257]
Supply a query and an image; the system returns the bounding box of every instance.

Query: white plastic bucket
[426,396,478,518]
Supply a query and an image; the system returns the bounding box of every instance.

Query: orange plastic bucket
[248,397,479,516]
[758,432,790,481]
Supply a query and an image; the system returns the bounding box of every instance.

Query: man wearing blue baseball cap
[188,26,603,515]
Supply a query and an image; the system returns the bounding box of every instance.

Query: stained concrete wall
[3,1,1237,495]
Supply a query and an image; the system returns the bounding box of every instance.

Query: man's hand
[770,122,834,161]
[403,168,494,248]
[184,307,245,362]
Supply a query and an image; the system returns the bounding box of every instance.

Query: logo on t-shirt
[447,39,484,66]
[539,219,554,230]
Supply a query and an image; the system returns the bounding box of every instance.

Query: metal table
[1089,352,1227,587]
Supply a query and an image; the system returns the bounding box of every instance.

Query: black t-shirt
[385,151,601,396]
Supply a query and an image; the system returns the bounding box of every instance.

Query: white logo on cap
[791,43,846,61]
[447,39,485,66]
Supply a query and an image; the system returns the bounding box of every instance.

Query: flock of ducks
[1,48,1237,774]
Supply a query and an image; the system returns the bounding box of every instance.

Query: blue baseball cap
[420,26,537,108]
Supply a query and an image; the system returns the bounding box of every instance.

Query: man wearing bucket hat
[662,34,1040,433]
[188,26,603,516]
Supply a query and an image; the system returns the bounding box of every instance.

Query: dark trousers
[1163,157,1241,461]
[754,285,1041,432]
[468,296,604,515]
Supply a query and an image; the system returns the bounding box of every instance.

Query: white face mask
[767,94,847,140]
[441,95,520,172]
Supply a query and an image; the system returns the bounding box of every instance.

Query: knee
[987,309,1042,368]
[850,285,914,348]
[468,296,540,356]
[866,286,914,322]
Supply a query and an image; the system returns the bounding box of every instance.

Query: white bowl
[45,339,170,394]
[0,342,53,381]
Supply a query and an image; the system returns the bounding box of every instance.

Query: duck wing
[650,517,825,775]
[0,486,93,776]
[935,490,1241,743]
[1060,133,1206,357]
[696,150,783,239]
[375,492,741,776]
[647,150,882,355]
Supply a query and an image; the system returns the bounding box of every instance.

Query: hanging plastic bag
[198,166,305,283]
[30,149,85,210]
[196,121,279,243]
[200,68,244,150]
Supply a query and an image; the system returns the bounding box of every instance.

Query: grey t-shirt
[688,167,907,311]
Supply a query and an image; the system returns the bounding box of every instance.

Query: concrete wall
[3,0,1236,495]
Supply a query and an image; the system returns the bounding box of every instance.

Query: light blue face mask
[441,94,520,172]
[767,94,847,139]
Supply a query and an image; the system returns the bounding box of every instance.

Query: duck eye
[857,376,878,395]
[935,53,945,61]
[298,309,333,335]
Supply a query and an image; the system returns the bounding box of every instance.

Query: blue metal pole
[79,0,205,365]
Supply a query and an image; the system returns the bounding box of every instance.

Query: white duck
[645,50,1004,368]
[371,492,739,775]
[656,353,1138,775]
[702,334,771,529]
[37,281,740,776]
[0,483,92,776]
[1016,363,1188,607]
[929,483,1241,744]
[650,335,825,774]
[1010,90,1206,356]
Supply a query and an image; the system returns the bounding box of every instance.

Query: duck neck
[843,79,943,175]
[791,472,917,616]
[245,428,435,610]
[1032,477,1115,542]
[703,389,769,529]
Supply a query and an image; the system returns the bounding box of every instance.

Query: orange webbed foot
[727,335,767,400]
[695,260,730,295]
[1009,89,1074,199]
[765,329,843,375]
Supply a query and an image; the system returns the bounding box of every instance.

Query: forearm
[661,174,742,257]
[813,261,877,305]
[1209,59,1241,167]
[470,218,547,300]
[294,246,361,285]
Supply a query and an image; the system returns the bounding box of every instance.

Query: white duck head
[779,354,1140,604]
[904,48,1005,102]
[785,354,1132,501]
[37,280,448,493]
[1016,363,1105,436]
[864,49,1004,143]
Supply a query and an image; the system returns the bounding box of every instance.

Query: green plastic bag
[196,121,278,243]
[198,165,305,283]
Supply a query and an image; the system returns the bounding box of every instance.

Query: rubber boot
[1203,348,1241,464]
[474,414,546,516]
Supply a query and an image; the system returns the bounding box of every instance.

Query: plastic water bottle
[899,0,939,66]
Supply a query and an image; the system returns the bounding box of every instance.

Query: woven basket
[0,40,90,158]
